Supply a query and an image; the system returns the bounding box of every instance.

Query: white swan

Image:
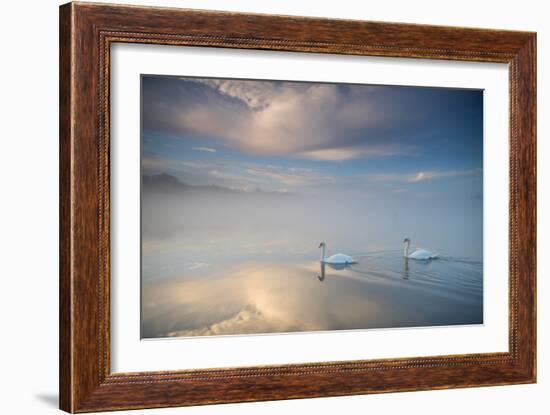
[319,242,357,265]
[403,237,438,260]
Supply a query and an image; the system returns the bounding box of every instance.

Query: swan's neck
[403,240,410,258]
[321,244,326,261]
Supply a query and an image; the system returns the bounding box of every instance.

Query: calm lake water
[141,244,483,338]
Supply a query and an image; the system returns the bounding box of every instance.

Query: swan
[319,242,357,265]
[403,238,438,260]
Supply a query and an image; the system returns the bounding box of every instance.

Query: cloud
[245,165,333,187]
[368,168,481,183]
[178,160,265,188]
[192,147,217,153]
[179,160,219,170]
[192,78,282,110]
[149,158,332,189]
[189,262,210,270]
[299,144,412,161]
[143,77,413,157]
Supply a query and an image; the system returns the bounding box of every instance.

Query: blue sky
[141,76,483,197]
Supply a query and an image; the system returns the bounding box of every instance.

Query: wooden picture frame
[59,2,536,412]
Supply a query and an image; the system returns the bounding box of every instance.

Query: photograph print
[141,75,483,339]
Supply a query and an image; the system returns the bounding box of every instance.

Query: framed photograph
[59,2,536,412]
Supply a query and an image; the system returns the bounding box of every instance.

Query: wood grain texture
[59,2,536,412]
[59,3,73,411]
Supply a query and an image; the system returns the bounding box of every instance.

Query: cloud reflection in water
[142,254,482,338]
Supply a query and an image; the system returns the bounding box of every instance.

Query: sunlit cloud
[299,144,412,161]
[368,168,481,183]
[191,78,282,110]
[192,147,217,153]
[146,78,391,156]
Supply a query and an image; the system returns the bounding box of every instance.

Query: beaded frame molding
[59,2,536,412]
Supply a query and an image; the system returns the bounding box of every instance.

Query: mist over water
[141,176,483,338]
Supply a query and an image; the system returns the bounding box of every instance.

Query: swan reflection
[317,261,353,282]
[317,255,412,282]
[402,257,410,280]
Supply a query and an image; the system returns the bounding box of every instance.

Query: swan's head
[319,242,325,248]
[403,237,410,243]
